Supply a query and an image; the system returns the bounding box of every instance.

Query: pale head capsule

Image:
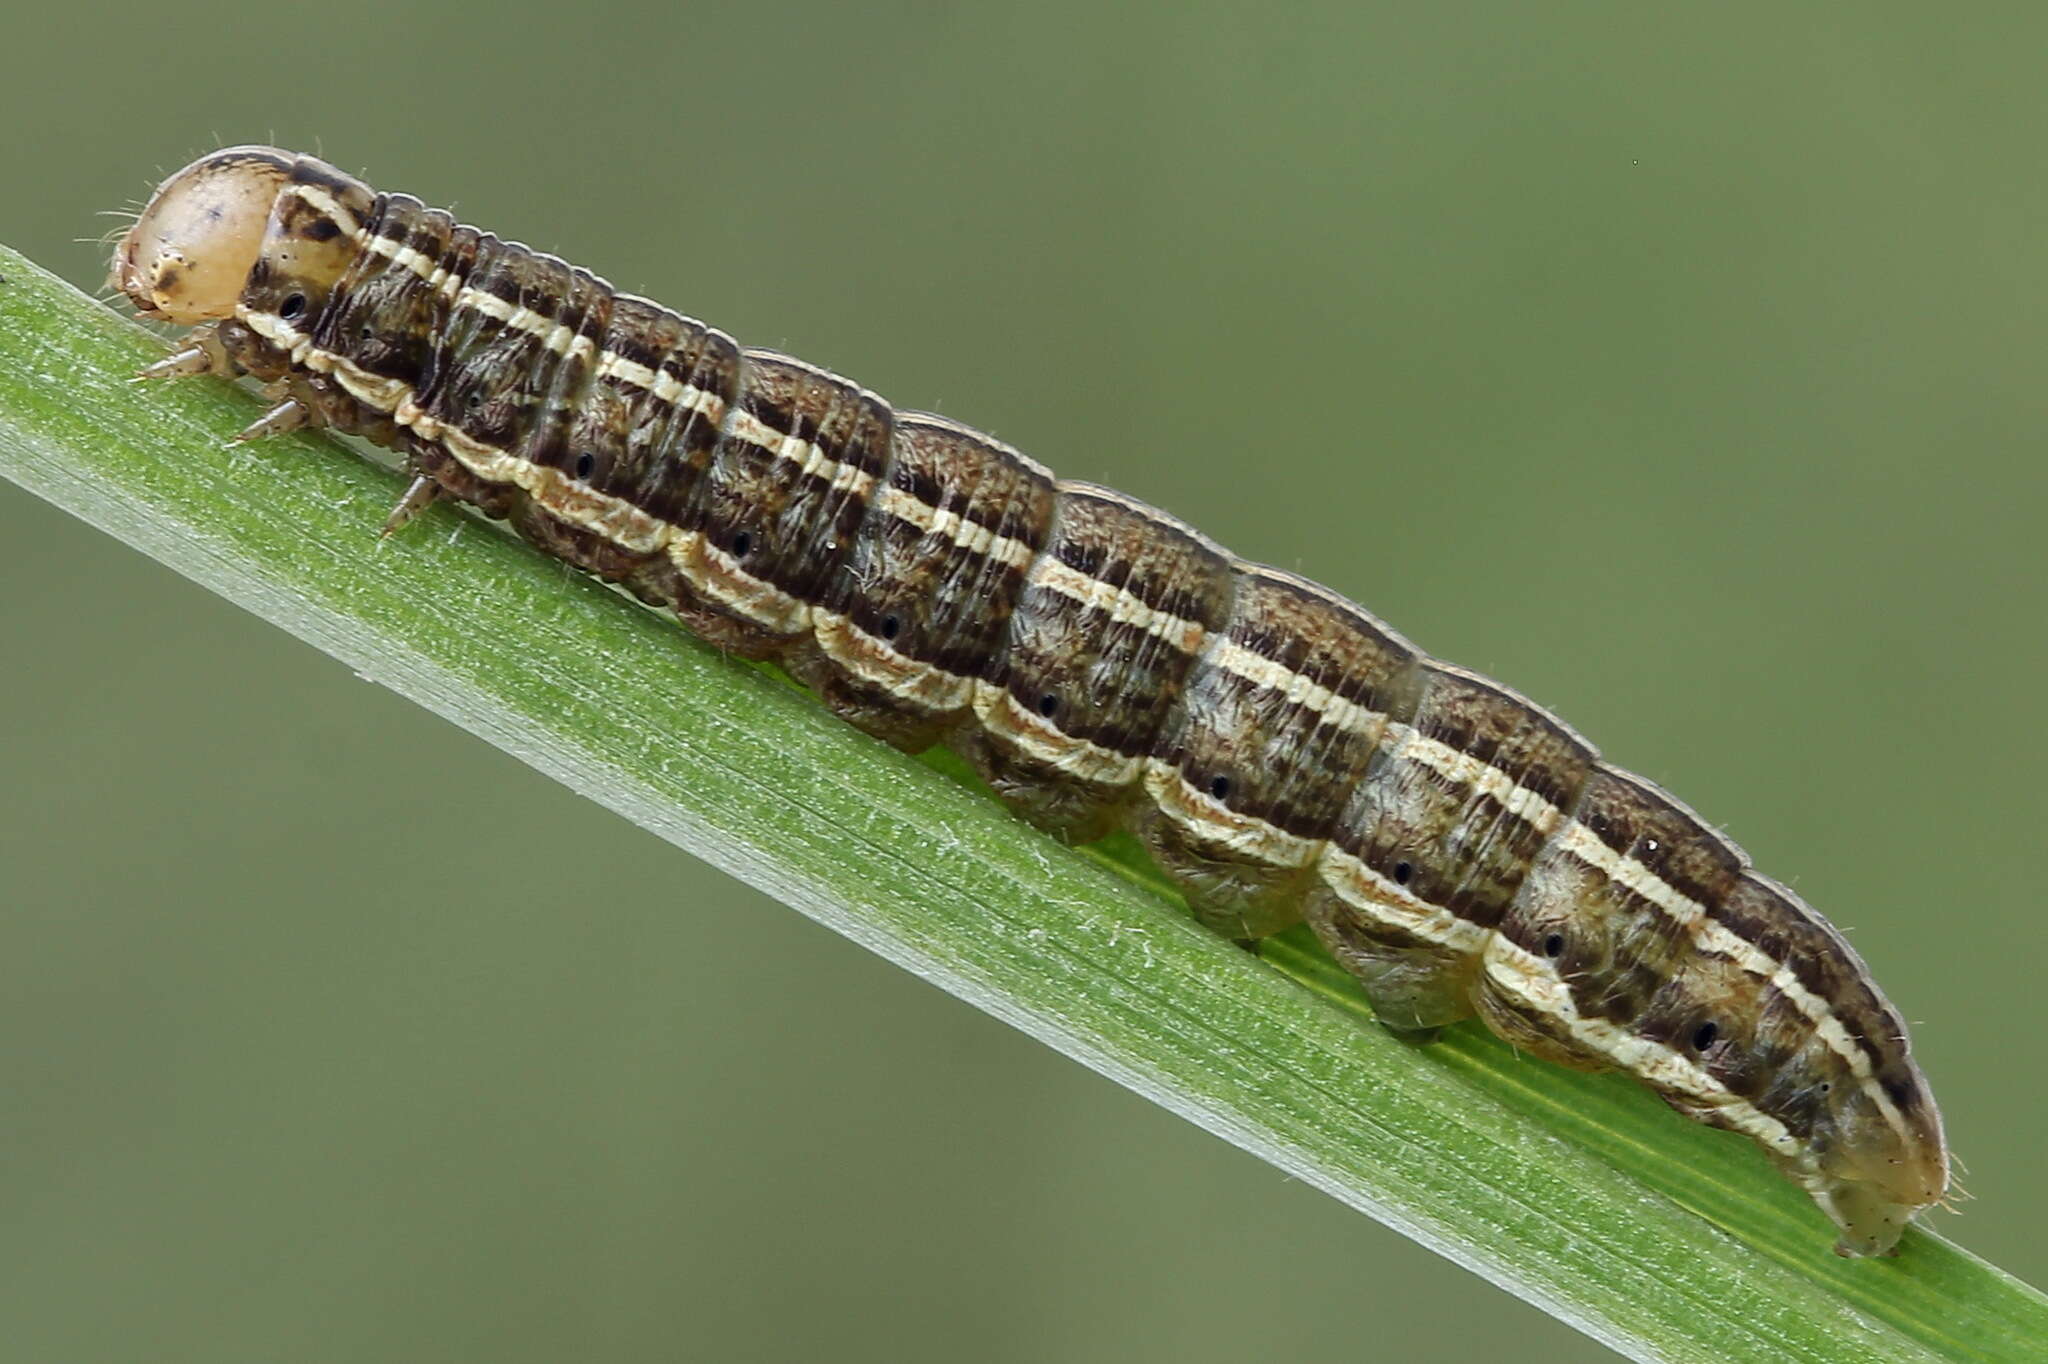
[112,147,297,323]
[113,146,380,428]
[113,145,372,337]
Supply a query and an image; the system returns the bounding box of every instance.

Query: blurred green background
[3,3,2044,1359]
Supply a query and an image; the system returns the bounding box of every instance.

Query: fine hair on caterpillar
[113,144,1950,1257]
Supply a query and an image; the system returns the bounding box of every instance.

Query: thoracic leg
[132,322,236,381]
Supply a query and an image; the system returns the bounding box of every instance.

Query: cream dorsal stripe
[113,144,1949,1258]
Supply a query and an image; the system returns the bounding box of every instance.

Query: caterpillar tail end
[1813,1180,1916,1258]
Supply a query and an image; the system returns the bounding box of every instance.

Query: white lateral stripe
[1207,637,1383,735]
[361,228,726,420]
[361,230,464,301]
[811,609,974,709]
[359,231,686,379]
[1316,845,1490,955]
[593,351,727,423]
[972,682,1142,786]
[871,486,1037,570]
[1395,725,1565,833]
[593,348,658,389]
[724,409,878,500]
[327,358,409,412]
[239,308,672,549]
[454,283,519,326]
[685,536,807,629]
[1481,937,1801,1152]
[242,307,1037,582]
[446,286,594,363]
[1029,554,1207,653]
[1404,720,1905,1138]
[1550,819,1905,1128]
[1142,761,1321,866]
[362,232,437,281]
[1200,623,1905,1143]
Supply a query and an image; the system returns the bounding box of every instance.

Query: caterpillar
[111,145,1948,1257]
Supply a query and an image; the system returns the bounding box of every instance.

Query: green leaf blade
[2,243,2040,1362]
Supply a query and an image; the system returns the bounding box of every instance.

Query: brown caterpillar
[111,146,1948,1256]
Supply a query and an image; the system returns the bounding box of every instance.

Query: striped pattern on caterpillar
[111,146,1947,1256]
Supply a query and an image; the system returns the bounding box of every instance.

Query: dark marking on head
[292,158,366,199]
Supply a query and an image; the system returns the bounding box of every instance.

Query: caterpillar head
[113,146,370,327]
